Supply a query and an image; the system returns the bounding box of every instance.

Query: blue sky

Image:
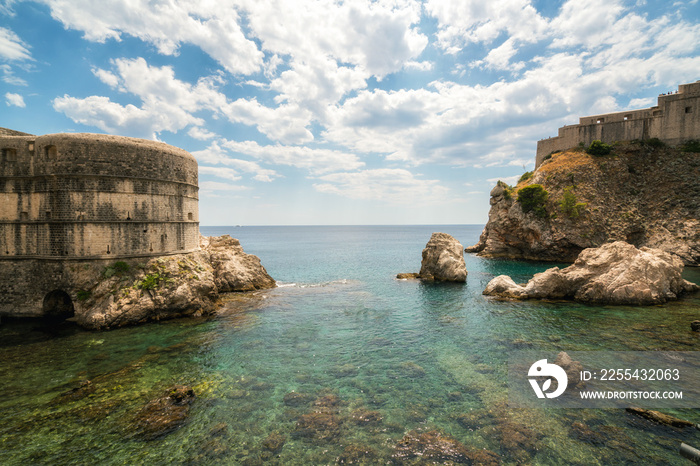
[2,0,699,225]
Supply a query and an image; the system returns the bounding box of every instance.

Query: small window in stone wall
[596,118,604,124]
[45,145,57,159]
[20,211,28,220]
[188,212,193,220]
[686,106,693,114]
[46,211,52,219]
[2,148,17,162]
[28,142,34,154]
[623,114,632,121]
[653,110,663,117]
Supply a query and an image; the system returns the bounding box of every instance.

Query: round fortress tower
[0,131,199,259]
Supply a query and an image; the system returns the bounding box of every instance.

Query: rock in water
[484,241,698,305]
[133,385,196,440]
[74,235,276,329]
[418,233,467,282]
[201,235,276,291]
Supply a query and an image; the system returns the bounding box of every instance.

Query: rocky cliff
[65,235,275,329]
[468,142,700,265]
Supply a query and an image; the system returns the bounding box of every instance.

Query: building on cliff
[536,80,700,168]
[0,128,199,320]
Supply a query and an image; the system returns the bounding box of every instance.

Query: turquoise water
[1,225,699,465]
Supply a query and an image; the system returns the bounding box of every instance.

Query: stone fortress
[0,128,200,320]
[536,80,700,167]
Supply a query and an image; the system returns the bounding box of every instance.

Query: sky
[1,0,699,226]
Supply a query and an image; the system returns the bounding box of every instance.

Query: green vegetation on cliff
[517,184,549,218]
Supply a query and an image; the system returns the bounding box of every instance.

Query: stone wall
[0,132,199,258]
[536,81,700,167]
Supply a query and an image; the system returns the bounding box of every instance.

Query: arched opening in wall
[45,145,57,159]
[42,290,75,320]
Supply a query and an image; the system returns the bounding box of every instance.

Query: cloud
[42,0,263,74]
[221,139,364,175]
[191,141,280,182]
[187,126,217,140]
[198,166,241,182]
[56,57,314,143]
[199,181,250,194]
[1,63,27,85]
[5,91,24,107]
[313,168,449,204]
[0,27,31,61]
[425,0,548,52]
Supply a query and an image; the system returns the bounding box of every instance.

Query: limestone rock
[69,235,276,329]
[484,241,699,305]
[200,235,276,292]
[483,275,528,298]
[418,232,467,282]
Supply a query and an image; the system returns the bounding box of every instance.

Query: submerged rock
[132,385,196,440]
[626,407,695,428]
[398,232,467,282]
[483,242,698,305]
[392,430,499,465]
[292,412,342,441]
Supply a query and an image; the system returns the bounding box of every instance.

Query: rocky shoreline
[483,241,698,305]
[18,235,276,330]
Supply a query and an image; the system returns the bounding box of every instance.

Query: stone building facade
[0,129,199,319]
[536,81,700,167]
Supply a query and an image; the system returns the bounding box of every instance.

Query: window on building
[686,106,693,114]
[20,211,28,220]
[596,118,604,124]
[653,110,663,117]
[2,148,17,162]
[623,114,632,121]
[27,142,34,154]
[46,211,52,219]
[45,145,57,159]
[188,212,193,220]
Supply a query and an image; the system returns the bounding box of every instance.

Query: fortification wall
[536,81,700,167]
[0,133,199,258]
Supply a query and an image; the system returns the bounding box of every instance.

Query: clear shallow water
[1,225,699,465]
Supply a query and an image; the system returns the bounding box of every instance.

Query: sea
[0,225,699,465]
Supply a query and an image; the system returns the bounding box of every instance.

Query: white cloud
[0,27,31,61]
[5,91,24,107]
[222,139,364,175]
[42,0,263,75]
[199,181,250,193]
[425,0,548,52]
[198,166,241,181]
[313,168,449,204]
[1,63,27,85]
[56,57,314,143]
[187,126,217,140]
[404,60,434,71]
[191,141,280,182]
